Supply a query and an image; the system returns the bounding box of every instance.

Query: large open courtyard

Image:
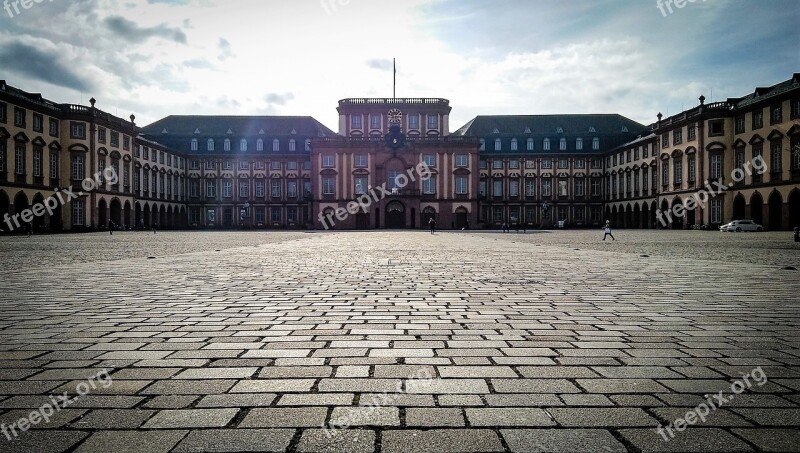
[0,230,798,452]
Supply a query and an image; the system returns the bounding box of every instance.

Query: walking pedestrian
[152,223,158,235]
[523,222,528,233]
[603,221,616,241]
[108,220,115,236]
[429,217,436,235]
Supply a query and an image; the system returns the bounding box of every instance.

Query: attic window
[556,127,564,134]
[621,126,628,132]
[291,129,297,135]
[259,129,265,135]
[524,127,531,134]
[588,127,596,133]
[492,128,500,134]
[226,128,233,135]
[194,128,200,134]
[161,128,168,134]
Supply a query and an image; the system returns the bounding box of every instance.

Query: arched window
[272,139,280,151]
[240,139,247,152]
[257,139,264,151]
[305,139,311,151]
[511,139,518,151]
[560,138,567,150]
[479,139,485,151]
[191,139,198,151]
[543,138,550,150]
[527,138,534,151]
[576,138,583,150]
[224,139,231,151]
[495,139,502,151]
[207,139,214,151]
[593,138,600,150]
[289,139,296,152]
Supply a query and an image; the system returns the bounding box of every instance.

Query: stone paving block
[318,379,401,393]
[142,408,238,428]
[466,408,556,426]
[278,393,355,406]
[730,408,800,426]
[1,430,88,453]
[382,429,504,453]
[406,378,489,394]
[549,407,659,427]
[330,406,400,426]
[75,430,187,453]
[619,428,753,452]
[172,429,295,452]
[501,429,627,452]
[577,378,670,393]
[141,379,235,395]
[240,407,328,427]
[70,408,154,429]
[258,366,333,378]
[438,366,517,378]
[143,395,198,409]
[491,379,580,393]
[230,379,316,393]
[732,428,800,452]
[196,393,277,408]
[175,367,258,379]
[405,408,465,427]
[296,428,375,453]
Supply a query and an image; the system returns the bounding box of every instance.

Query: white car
[725,220,764,232]
[720,222,732,232]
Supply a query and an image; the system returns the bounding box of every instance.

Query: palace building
[1,74,798,233]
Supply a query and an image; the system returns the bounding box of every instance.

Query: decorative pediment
[221,172,233,178]
[13,132,29,143]
[47,140,61,151]
[286,173,298,179]
[575,172,586,178]
[557,172,569,178]
[492,172,504,178]
[732,139,747,148]
[671,149,683,158]
[123,155,132,162]
[110,150,122,159]
[660,153,670,161]
[237,173,249,179]
[541,172,553,178]
[524,172,537,178]
[591,171,603,177]
[0,127,9,139]
[508,172,521,178]
[767,129,784,141]
[706,141,726,152]
[639,162,648,169]
[787,124,800,136]
[624,167,633,174]
[453,168,471,176]
[143,163,151,170]
[749,134,764,145]
[134,161,142,169]
[69,144,89,153]
[270,173,283,179]
[31,136,46,147]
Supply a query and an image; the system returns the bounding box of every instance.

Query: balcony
[339,98,449,106]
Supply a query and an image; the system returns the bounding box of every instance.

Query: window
[525,159,536,169]
[71,122,86,139]
[31,113,43,133]
[541,159,552,169]
[541,179,552,197]
[509,180,519,197]
[735,146,746,172]
[322,177,335,195]
[771,141,782,174]
[673,158,682,184]
[239,160,249,171]
[0,102,6,123]
[662,161,669,186]
[135,172,142,192]
[735,116,746,134]
[254,180,265,198]
[525,179,535,197]
[72,199,85,226]
[587,137,597,151]
[354,176,367,195]
[287,207,297,224]
[143,172,149,194]
[792,99,800,120]
[14,107,25,127]
[791,137,800,170]
[511,139,518,151]
[509,159,520,169]
[370,114,381,129]
[455,155,468,167]
[455,176,468,194]
[427,115,438,129]
[708,120,724,136]
[479,139,485,151]
[289,139,296,152]
[409,114,420,129]
[558,159,569,169]
[710,154,723,180]
[543,138,550,150]
[271,160,282,170]
[303,160,312,171]
[254,208,265,224]
[493,180,503,197]
[492,160,503,169]
[493,138,501,151]
[223,160,232,171]
[71,155,85,180]
[355,155,368,168]
[271,207,281,224]
[223,180,233,198]
[322,155,335,168]
[49,118,59,137]
[239,181,249,198]
[287,180,298,198]
[257,139,264,151]
[33,147,42,177]
[14,143,25,175]
[711,198,723,224]
[634,148,640,161]
[287,161,298,171]
[685,125,695,142]
[673,129,682,145]
[351,115,362,129]
[752,110,763,130]
[123,136,130,151]
[49,151,59,179]
[240,139,247,152]
[613,155,617,166]
[591,178,601,196]
[559,138,567,150]
[770,104,782,125]
[661,133,669,148]
[527,138,534,151]
[575,179,585,197]
[109,131,119,147]
[223,139,231,152]
[688,155,696,182]
[423,176,436,195]
[641,172,648,195]
[207,139,215,151]
[123,163,129,188]
[272,139,280,151]
[189,138,198,151]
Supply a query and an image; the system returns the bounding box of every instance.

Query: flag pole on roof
[393,58,396,100]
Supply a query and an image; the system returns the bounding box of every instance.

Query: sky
[0,0,797,132]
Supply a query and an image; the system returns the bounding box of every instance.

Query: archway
[789,190,800,229]
[0,191,9,232]
[323,208,335,230]
[13,192,29,232]
[31,193,46,231]
[385,201,405,229]
[135,202,143,229]
[732,194,746,221]
[151,205,158,228]
[659,199,670,229]
[750,193,764,225]
[455,207,468,229]
[633,203,641,229]
[651,201,658,229]
[50,203,63,232]
[670,198,684,230]
[98,199,108,229]
[624,204,632,228]
[143,203,151,227]
[110,199,122,227]
[160,205,167,229]
[422,207,436,228]
[124,201,132,229]
[355,211,369,230]
[180,207,187,229]
[768,191,783,231]
[641,203,650,229]
[611,206,617,227]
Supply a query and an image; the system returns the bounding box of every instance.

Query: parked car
[725,220,763,232]
[720,222,733,232]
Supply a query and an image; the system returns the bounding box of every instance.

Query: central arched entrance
[750,193,764,226]
[789,190,800,229]
[110,199,122,227]
[455,207,468,229]
[385,201,405,229]
[768,191,783,231]
[732,194,746,221]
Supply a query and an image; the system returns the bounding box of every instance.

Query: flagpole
[393,58,396,100]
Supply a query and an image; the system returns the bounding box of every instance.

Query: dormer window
[273,139,280,151]
[576,138,583,150]
[495,139,502,151]
[289,139,296,152]
[543,138,550,150]
[257,139,264,151]
[207,139,214,151]
[427,115,438,130]
[409,114,420,129]
[559,138,567,150]
[305,139,311,151]
[593,138,600,150]
[191,139,198,151]
[479,139,485,151]
[510,139,518,151]
[240,139,247,152]
[224,139,231,152]
[527,138,534,151]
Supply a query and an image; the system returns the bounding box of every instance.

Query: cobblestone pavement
[0,231,798,452]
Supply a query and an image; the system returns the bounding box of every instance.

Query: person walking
[603,221,616,241]
[108,220,115,236]
[429,217,436,235]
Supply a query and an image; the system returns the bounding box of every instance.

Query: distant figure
[502,222,508,233]
[429,217,436,235]
[26,222,33,237]
[139,219,145,231]
[603,221,616,241]
[523,222,528,233]
[465,220,470,230]
[152,223,158,234]
[515,223,520,233]
[108,220,115,236]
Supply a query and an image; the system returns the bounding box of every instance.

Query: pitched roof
[140,115,336,138]
[733,73,800,109]
[453,114,648,137]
